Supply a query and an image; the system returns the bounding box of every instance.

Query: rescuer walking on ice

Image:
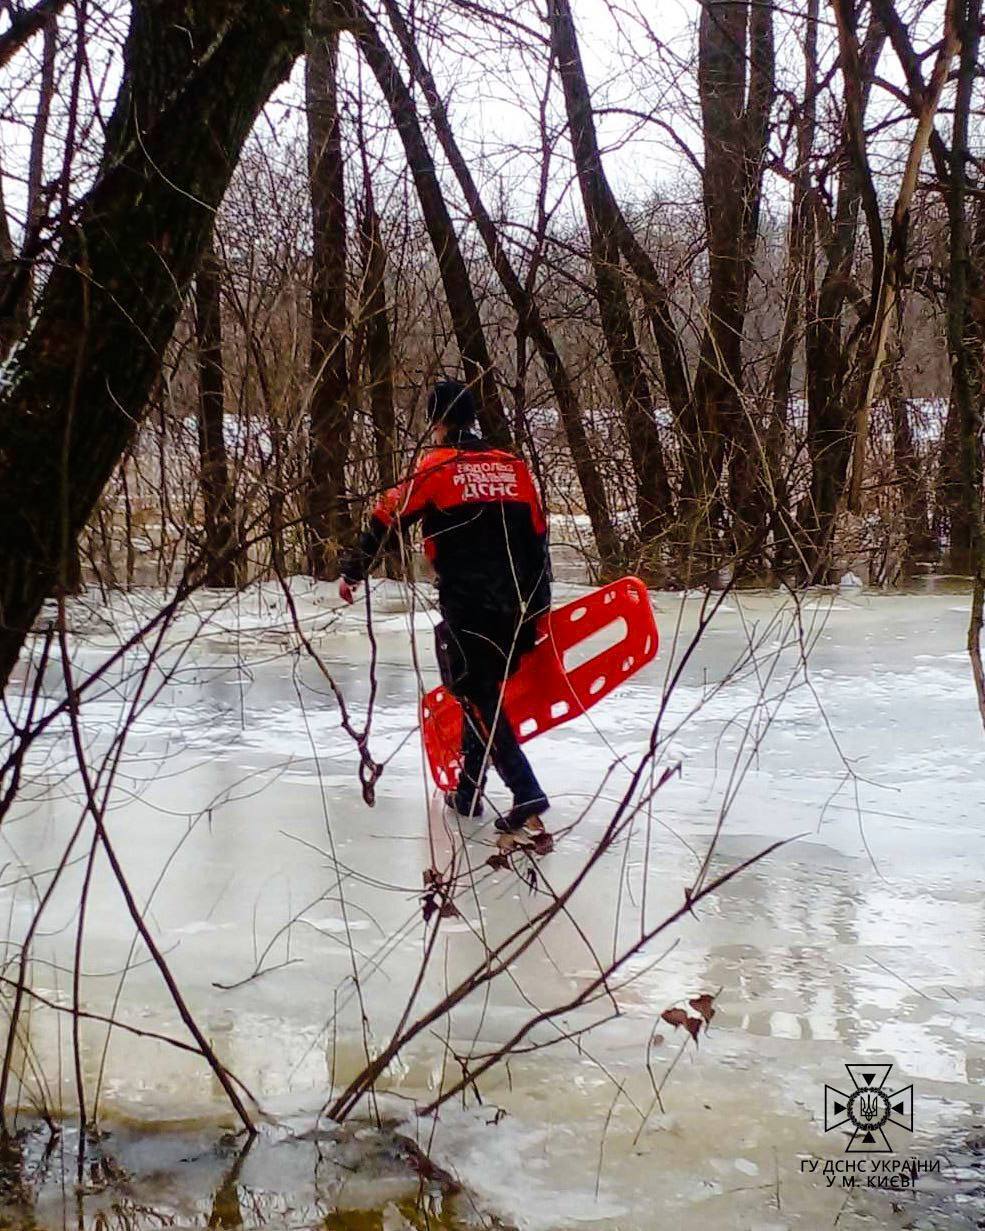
[339,380,551,832]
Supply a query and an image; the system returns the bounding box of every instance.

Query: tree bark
[306,16,352,579]
[686,0,775,563]
[547,0,673,548]
[359,179,397,498]
[799,14,885,581]
[0,11,57,357]
[357,173,402,581]
[0,152,22,361]
[888,383,934,570]
[330,0,512,449]
[0,1,308,689]
[842,0,958,511]
[766,0,817,579]
[193,230,239,588]
[380,0,621,573]
[0,0,68,71]
[25,11,57,243]
[0,146,15,355]
[945,0,983,578]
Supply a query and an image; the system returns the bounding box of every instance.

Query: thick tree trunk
[841,0,957,512]
[380,0,621,572]
[801,285,856,582]
[0,153,17,357]
[547,0,673,549]
[686,0,774,564]
[877,0,977,573]
[803,3,954,578]
[306,17,352,579]
[767,0,817,579]
[946,0,983,577]
[193,231,239,588]
[0,1,308,689]
[331,0,512,448]
[799,17,886,581]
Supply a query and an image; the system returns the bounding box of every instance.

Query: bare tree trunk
[359,181,396,497]
[0,0,308,689]
[36,10,84,599]
[946,0,983,578]
[943,0,985,730]
[767,0,817,579]
[603,217,690,429]
[0,11,56,355]
[193,230,239,588]
[960,38,985,730]
[882,328,934,570]
[879,0,975,573]
[380,0,622,572]
[547,0,673,550]
[937,393,963,552]
[306,16,352,580]
[26,12,56,242]
[798,0,955,583]
[0,0,68,70]
[686,0,775,565]
[0,154,17,358]
[888,387,933,571]
[842,0,958,511]
[329,0,512,448]
[799,15,886,582]
[357,174,401,581]
[269,416,289,580]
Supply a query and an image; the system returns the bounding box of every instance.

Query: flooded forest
[1,0,984,1228]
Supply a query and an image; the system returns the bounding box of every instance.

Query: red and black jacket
[341,430,551,628]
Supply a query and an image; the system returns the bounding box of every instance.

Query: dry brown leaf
[689,993,716,1025]
[661,1007,703,1043]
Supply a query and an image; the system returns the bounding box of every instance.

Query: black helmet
[426,379,477,428]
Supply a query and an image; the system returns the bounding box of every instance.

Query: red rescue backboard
[420,575,659,790]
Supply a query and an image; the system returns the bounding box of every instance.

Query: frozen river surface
[1,581,983,1229]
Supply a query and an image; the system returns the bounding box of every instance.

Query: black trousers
[435,615,545,806]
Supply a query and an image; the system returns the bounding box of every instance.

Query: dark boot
[494,796,550,833]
